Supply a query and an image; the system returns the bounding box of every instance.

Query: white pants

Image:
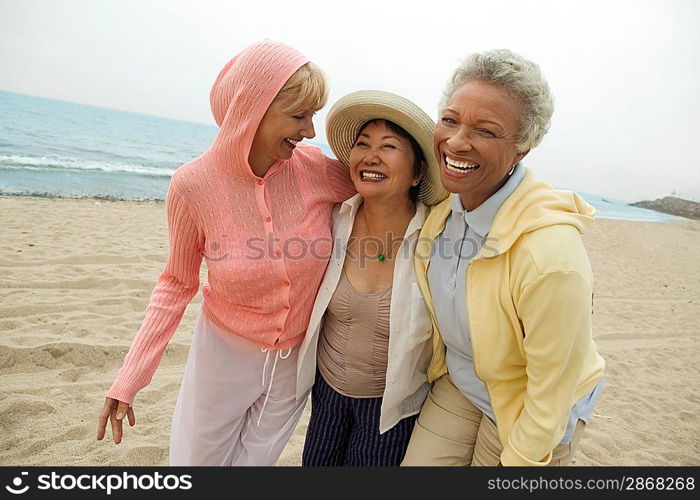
[169,312,308,466]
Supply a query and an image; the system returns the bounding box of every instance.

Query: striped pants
[302,373,417,466]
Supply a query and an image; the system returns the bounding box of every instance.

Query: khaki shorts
[401,374,585,466]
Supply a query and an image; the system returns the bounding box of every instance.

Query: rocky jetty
[630,196,700,220]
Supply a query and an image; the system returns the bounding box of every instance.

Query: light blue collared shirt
[427,163,602,444]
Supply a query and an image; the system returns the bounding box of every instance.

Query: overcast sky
[1,0,699,201]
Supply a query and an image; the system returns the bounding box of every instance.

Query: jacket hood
[207,39,309,178]
[481,168,595,257]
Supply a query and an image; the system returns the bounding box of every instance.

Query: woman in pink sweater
[95,40,355,465]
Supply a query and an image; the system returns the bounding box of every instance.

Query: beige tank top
[317,269,392,398]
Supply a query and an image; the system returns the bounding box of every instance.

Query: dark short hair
[355,119,424,202]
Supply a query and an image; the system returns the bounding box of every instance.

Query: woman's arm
[501,270,593,466]
[325,156,357,202]
[106,181,204,405]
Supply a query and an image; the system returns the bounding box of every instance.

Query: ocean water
[0,90,681,222]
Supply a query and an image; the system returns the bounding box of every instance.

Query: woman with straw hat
[295,90,449,466]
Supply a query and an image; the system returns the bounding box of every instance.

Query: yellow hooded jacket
[415,168,605,466]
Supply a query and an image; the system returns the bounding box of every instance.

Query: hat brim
[325,90,449,206]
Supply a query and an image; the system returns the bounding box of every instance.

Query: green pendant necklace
[362,207,389,262]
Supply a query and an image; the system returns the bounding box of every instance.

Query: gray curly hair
[439,49,554,152]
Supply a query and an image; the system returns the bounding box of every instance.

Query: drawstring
[258,346,292,426]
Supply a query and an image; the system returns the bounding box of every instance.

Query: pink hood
[206,39,309,178]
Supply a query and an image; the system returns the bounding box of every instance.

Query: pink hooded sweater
[107,40,356,405]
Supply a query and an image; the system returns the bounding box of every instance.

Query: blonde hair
[273,61,329,113]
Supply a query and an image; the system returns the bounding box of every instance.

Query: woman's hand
[96,397,135,444]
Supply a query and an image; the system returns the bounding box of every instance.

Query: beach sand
[1,195,698,466]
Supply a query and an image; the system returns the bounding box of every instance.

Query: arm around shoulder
[325,156,356,202]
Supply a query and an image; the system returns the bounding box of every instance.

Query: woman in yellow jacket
[401,49,605,467]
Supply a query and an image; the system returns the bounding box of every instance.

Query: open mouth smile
[444,155,480,175]
[359,169,387,182]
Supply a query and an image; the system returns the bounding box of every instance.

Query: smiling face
[435,80,528,211]
[248,97,317,176]
[348,120,423,204]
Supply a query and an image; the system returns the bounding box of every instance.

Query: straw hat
[325,90,449,206]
